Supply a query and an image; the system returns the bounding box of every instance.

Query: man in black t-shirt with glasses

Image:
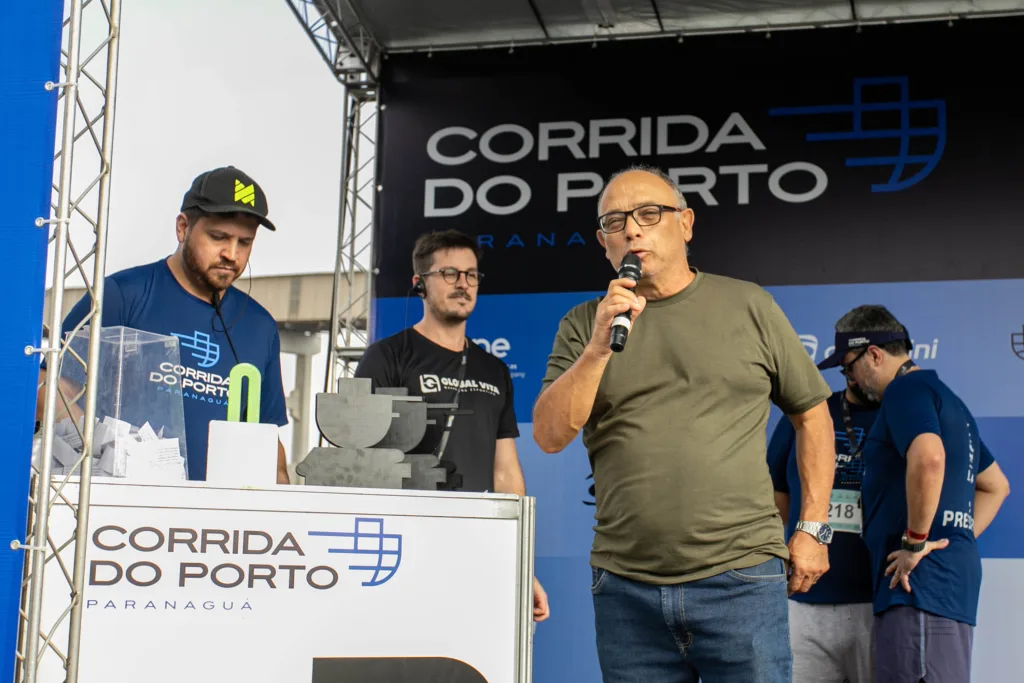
[354,229,549,623]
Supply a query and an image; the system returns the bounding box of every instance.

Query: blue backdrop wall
[372,19,1024,682]
[0,1,64,680]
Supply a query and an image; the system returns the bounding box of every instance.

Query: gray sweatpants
[789,600,874,683]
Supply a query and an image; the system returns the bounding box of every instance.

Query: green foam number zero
[227,363,262,423]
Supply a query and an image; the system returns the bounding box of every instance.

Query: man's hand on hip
[885,538,949,593]
[787,530,829,595]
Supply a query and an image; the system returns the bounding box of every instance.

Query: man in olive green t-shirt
[533,166,836,683]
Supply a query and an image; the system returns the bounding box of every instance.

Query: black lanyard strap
[840,393,864,458]
[896,359,916,376]
[433,339,468,460]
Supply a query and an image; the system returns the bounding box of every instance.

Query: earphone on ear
[413,279,425,297]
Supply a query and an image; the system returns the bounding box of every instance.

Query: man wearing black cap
[815,304,1010,683]
[40,166,291,483]
[766,332,880,683]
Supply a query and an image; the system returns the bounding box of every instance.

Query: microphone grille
[619,252,642,280]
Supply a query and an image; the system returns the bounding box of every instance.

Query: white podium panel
[37,480,535,683]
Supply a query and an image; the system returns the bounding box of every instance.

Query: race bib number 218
[829,489,862,534]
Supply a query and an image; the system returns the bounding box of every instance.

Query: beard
[183,236,239,293]
[847,381,880,408]
[428,290,473,324]
[856,376,883,404]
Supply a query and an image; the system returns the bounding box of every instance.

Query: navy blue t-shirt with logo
[767,390,876,605]
[861,369,994,625]
[59,259,288,480]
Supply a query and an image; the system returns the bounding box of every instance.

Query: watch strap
[901,532,927,553]
[795,521,832,544]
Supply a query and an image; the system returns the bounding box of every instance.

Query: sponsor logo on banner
[85,516,403,615]
[472,336,525,379]
[768,76,945,194]
[1012,325,1024,360]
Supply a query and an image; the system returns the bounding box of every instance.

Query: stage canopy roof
[291,0,1023,88]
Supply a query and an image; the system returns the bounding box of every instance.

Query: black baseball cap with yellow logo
[180,165,277,231]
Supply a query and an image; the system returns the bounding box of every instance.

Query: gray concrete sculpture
[296,378,463,491]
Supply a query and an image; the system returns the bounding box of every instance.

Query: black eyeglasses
[840,347,869,377]
[419,267,484,287]
[598,204,682,234]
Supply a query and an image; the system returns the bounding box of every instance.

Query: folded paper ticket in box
[50,325,191,481]
[50,417,186,483]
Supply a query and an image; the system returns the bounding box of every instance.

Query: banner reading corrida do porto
[373,18,1024,683]
[373,18,1024,299]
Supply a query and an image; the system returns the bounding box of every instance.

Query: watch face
[819,525,834,544]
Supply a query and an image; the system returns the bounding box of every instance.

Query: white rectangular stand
[36,479,536,683]
[205,420,279,486]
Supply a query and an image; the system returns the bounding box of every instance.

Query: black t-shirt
[353,328,519,492]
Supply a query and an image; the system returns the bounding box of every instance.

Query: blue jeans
[592,557,792,683]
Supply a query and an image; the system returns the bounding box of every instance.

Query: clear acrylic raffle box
[49,325,189,483]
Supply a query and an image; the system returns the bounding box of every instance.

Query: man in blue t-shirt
[767,373,878,683]
[37,166,290,483]
[818,305,1010,683]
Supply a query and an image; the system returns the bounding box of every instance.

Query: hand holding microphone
[588,252,646,357]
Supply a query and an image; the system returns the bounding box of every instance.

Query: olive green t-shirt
[540,269,831,584]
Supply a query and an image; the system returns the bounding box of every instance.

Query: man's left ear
[679,208,695,241]
[870,346,886,365]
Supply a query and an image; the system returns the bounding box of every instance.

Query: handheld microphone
[609,252,642,353]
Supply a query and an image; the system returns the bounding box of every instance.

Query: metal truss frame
[15,0,123,681]
[285,0,382,392]
[289,1,1024,58]
[285,0,381,93]
[324,92,378,391]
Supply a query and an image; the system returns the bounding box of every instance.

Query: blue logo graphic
[172,330,220,368]
[1013,326,1024,361]
[835,428,867,486]
[769,76,946,192]
[308,517,402,586]
[835,427,867,453]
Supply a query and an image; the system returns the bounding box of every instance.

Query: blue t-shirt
[861,369,995,625]
[767,390,876,605]
[58,259,288,480]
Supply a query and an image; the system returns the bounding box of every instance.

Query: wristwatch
[795,521,833,545]
[901,532,927,553]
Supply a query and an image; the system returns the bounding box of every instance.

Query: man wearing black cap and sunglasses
[766,330,881,682]
[812,304,1009,683]
[40,166,291,484]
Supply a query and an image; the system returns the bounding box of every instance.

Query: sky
[104,0,346,278]
[48,0,352,470]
